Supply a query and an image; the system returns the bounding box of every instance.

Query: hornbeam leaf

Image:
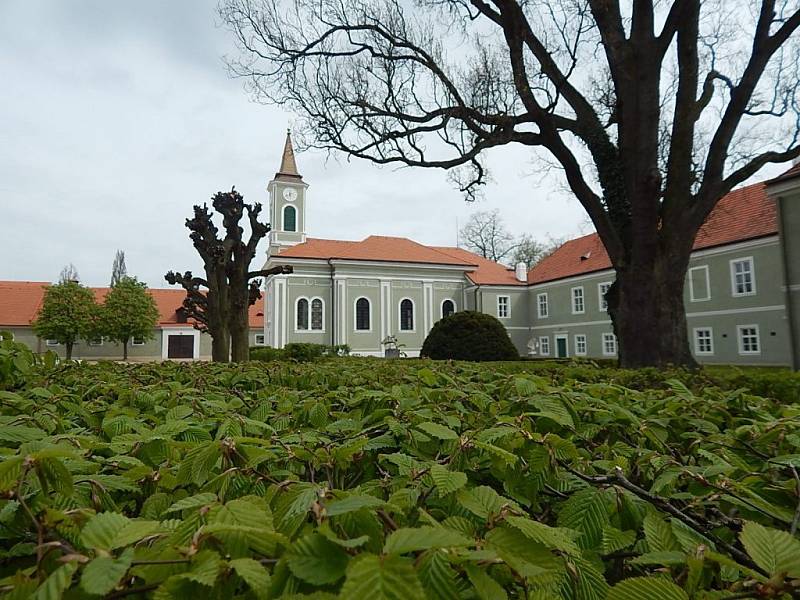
[111,519,162,548]
[33,562,77,600]
[557,488,612,550]
[165,493,219,514]
[0,424,46,443]
[286,533,349,585]
[505,516,581,555]
[81,512,131,551]
[341,554,426,600]
[80,547,134,595]
[418,550,460,600]
[430,464,467,496]
[417,422,459,440]
[384,527,472,555]
[607,577,689,600]
[465,563,508,600]
[229,557,271,600]
[324,494,385,517]
[601,525,637,555]
[740,521,800,578]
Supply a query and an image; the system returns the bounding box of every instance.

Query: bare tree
[460,209,515,262]
[110,250,127,287]
[166,188,292,362]
[58,263,80,284]
[512,234,548,269]
[219,0,800,367]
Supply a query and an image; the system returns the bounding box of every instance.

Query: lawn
[1,357,799,599]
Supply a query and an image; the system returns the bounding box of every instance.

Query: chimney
[515,261,527,282]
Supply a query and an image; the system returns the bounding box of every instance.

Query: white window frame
[398,297,416,332]
[309,297,325,332]
[282,204,298,232]
[688,265,711,302]
[597,282,612,312]
[538,336,550,356]
[693,327,714,355]
[354,296,372,332]
[730,257,756,297]
[574,334,587,356]
[571,286,585,314]
[88,337,104,347]
[254,333,266,346]
[497,295,510,319]
[440,298,456,319]
[46,339,60,346]
[131,336,146,346]
[537,293,549,318]
[602,333,618,356]
[737,324,761,355]
[295,296,310,332]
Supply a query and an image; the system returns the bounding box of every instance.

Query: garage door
[167,335,194,359]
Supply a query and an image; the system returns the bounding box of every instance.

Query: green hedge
[421,311,519,361]
[250,343,350,362]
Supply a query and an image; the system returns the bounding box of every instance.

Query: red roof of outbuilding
[0,282,264,328]
[528,180,779,284]
[432,246,526,286]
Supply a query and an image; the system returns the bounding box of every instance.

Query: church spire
[275,129,302,181]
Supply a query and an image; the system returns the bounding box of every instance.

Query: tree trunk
[230,323,250,362]
[608,247,697,369]
[123,340,128,361]
[211,329,231,362]
[66,341,73,360]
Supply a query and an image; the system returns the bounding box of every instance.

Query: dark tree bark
[220,0,800,367]
[166,189,292,362]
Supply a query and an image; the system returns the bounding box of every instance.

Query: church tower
[267,131,308,257]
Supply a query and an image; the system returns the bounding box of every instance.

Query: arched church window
[442,299,455,318]
[355,298,371,331]
[283,205,297,232]
[296,298,309,330]
[400,299,414,331]
[311,298,323,330]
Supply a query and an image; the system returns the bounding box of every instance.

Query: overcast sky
[0,1,790,289]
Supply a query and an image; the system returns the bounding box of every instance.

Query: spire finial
[275,128,302,180]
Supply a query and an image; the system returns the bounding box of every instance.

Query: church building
[262,133,800,368]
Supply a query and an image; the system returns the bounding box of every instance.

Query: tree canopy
[32,281,97,360]
[100,276,159,360]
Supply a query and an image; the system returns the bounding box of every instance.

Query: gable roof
[0,282,264,329]
[769,162,800,184]
[431,246,526,286]
[528,179,779,285]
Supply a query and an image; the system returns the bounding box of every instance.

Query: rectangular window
[737,325,761,355]
[602,333,617,356]
[574,334,587,356]
[539,336,550,356]
[730,258,756,297]
[132,337,146,346]
[571,287,585,314]
[537,293,549,318]
[46,339,60,346]
[598,282,611,312]
[688,265,711,302]
[88,337,103,347]
[254,334,266,346]
[693,328,714,355]
[497,296,510,319]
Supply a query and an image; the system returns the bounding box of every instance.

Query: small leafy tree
[110,250,127,287]
[100,277,159,360]
[32,281,97,360]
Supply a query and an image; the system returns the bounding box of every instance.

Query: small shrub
[249,346,285,362]
[249,343,351,362]
[421,311,519,361]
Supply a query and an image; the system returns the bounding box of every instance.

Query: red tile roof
[0,282,264,329]
[432,246,526,286]
[276,235,477,267]
[528,180,778,284]
[769,162,800,184]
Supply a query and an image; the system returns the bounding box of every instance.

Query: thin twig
[790,465,800,536]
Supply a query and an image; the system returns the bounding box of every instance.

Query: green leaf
[505,516,580,555]
[384,527,472,554]
[182,550,222,586]
[642,512,680,553]
[230,557,271,600]
[418,550,460,600]
[341,554,426,600]
[601,525,637,555]
[111,519,161,548]
[81,512,130,551]
[456,486,507,520]
[417,422,459,440]
[628,551,687,566]
[557,488,611,550]
[740,521,800,578]
[0,424,46,443]
[286,533,349,585]
[464,563,508,600]
[324,494,385,517]
[165,493,219,514]
[430,464,467,496]
[33,563,77,600]
[607,577,689,600]
[80,548,134,595]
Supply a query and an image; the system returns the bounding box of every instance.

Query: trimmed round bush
[421,311,519,361]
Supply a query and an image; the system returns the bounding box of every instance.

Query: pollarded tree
[166,188,292,362]
[32,281,98,360]
[100,276,159,360]
[220,0,800,367]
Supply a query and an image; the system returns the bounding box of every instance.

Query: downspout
[328,258,336,347]
[778,199,799,371]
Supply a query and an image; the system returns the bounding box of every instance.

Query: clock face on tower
[282,187,298,202]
